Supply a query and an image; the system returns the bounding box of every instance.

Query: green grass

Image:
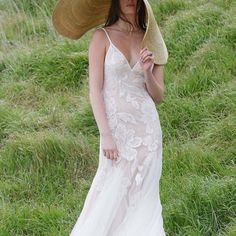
[0,0,236,235]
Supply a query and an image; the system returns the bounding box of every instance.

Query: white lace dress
[70,27,166,236]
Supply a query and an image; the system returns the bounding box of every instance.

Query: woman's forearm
[144,70,164,104]
[89,89,112,135]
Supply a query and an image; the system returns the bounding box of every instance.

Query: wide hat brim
[52,0,168,65]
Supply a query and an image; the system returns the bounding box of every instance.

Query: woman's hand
[100,133,119,161]
[140,47,154,73]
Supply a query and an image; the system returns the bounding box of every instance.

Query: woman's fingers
[103,148,119,160]
[110,149,118,160]
[113,150,119,160]
[140,47,148,54]
[141,51,153,63]
[103,149,110,159]
[109,150,114,160]
[103,149,109,159]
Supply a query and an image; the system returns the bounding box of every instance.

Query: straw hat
[52,0,168,65]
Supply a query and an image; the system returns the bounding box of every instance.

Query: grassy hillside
[0,0,235,235]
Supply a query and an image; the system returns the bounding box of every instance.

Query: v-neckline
[102,27,144,71]
[110,43,140,71]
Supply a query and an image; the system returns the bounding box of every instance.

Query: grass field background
[0,0,235,235]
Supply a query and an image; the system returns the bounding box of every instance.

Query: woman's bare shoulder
[91,27,105,41]
[88,27,108,63]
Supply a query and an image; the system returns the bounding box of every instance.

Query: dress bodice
[101,27,151,101]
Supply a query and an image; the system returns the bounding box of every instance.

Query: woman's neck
[116,14,139,32]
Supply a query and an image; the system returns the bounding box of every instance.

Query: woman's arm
[88,28,119,161]
[144,64,165,104]
[88,28,112,135]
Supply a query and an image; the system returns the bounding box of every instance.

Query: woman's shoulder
[91,25,116,41]
[89,26,111,49]
[91,27,107,39]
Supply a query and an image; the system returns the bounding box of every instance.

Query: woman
[52,0,168,235]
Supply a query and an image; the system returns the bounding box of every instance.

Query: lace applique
[135,172,143,186]
[140,99,160,134]
[134,152,156,187]
[121,176,132,195]
[117,112,138,124]
[125,93,140,109]
[115,123,142,162]
[104,94,116,117]
[118,78,146,105]
[107,46,127,67]
[142,134,161,152]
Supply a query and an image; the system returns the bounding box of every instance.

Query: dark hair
[103,0,147,31]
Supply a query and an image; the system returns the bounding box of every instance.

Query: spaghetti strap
[101,27,112,45]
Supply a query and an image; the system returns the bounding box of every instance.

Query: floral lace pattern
[114,123,143,162]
